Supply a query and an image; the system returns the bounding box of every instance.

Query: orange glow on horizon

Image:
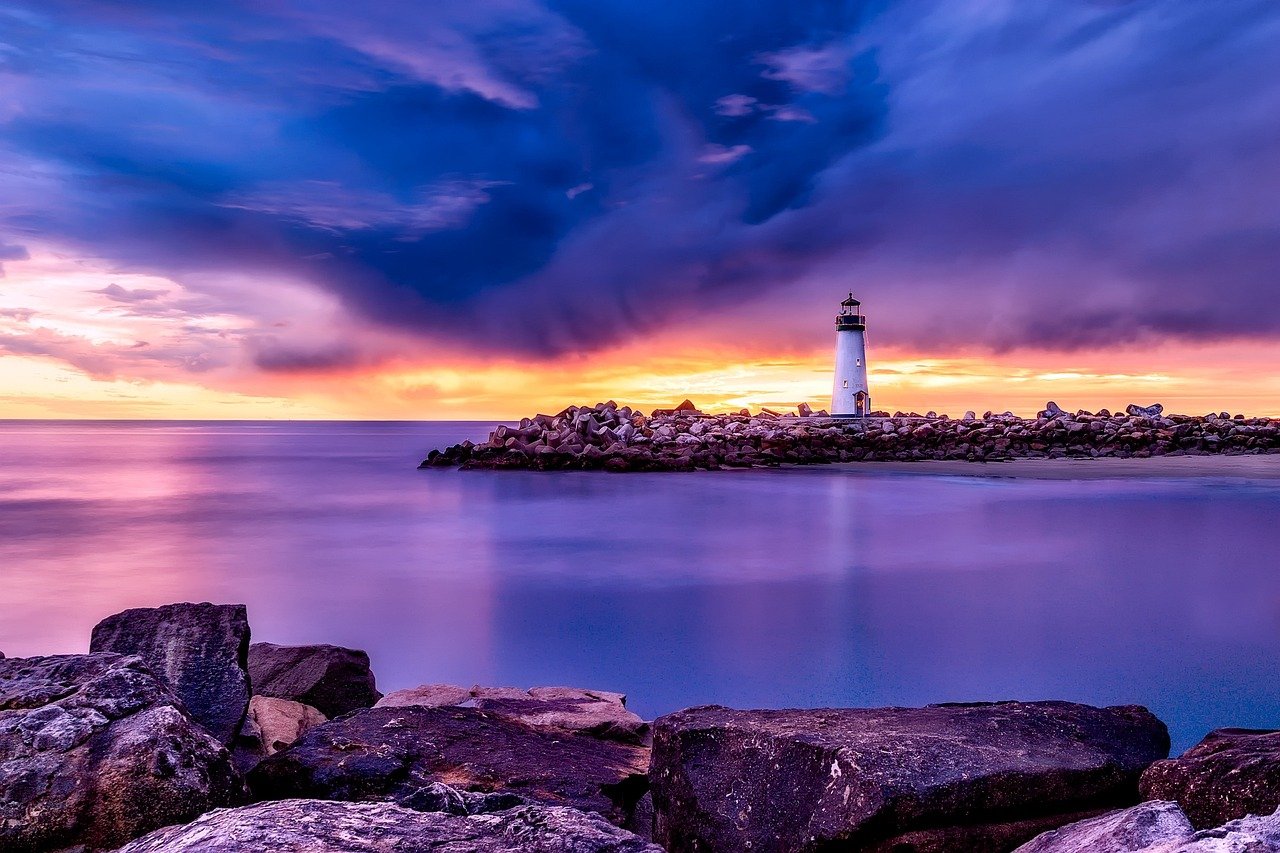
[2,251,1278,421]
[3,337,1279,421]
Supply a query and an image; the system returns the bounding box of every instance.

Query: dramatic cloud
[91,283,169,303]
[0,0,1277,381]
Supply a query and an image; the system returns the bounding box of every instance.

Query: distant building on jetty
[831,293,871,417]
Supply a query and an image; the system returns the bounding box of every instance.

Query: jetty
[421,400,1280,472]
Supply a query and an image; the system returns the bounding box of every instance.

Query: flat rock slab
[1016,801,1280,852]
[248,642,380,718]
[114,799,664,852]
[1140,728,1280,828]
[90,602,250,745]
[376,684,648,744]
[250,706,651,827]
[651,701,1170,853]
[0,653,246,853]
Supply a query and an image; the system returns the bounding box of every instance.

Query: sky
[1,0,1278,419]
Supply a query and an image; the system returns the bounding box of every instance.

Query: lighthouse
[831,293,871,417]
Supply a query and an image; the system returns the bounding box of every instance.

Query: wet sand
[839,454,1280,481]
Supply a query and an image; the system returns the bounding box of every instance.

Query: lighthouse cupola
[836,294,866,331]
[831,292,872,417]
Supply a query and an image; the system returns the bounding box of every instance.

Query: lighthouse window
[843,380,848,388]
[856,359,862,366]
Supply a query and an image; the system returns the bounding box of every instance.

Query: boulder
[89,602,250,745]
[113,799,665,852]
[250,705,650,827]
[247,642,380,718]
[651,701,1169,853]
[377,683,472,708]
[1015,802,1280,852]
[1013,801,1195,852]
[1126,403,1165,418]
[232,695,326,773]
[1140,728,1280,828]
[0,653,247,853]
[376,684,648,745]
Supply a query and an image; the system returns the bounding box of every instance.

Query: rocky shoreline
[5,603,1280,851]
[420,400,1280,472]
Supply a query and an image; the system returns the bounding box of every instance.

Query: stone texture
[1140,728,1280,828]
[250,705,651,827]
[89,602,250,745]
[1016,802,1280,852]
[0,653,247,853]
[1182,808,1280,851]
[376,684,648,744]
[375,683,473,708]
[114,799,665,852]
[651,701,1170,853]
[231,695,325,774]
[248,642,380,718]
[1014,801,1196,852]
[398,781,528,816]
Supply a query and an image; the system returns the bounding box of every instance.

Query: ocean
[2,418,1278,752]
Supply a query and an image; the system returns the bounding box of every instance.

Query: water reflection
[1,420,1278,751]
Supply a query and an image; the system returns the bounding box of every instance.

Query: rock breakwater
[7,602,1280,851]
[421,400,1280,471]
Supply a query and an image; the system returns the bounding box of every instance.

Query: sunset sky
[1,1,1278,419]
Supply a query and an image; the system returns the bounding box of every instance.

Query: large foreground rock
[250,705,650,827]
[248,642,380,718]
[115,799,663,852]
[90,602,250,745]
[377,684,648,744]
[651,701,1170,852]
[1015,801,1280,852]
[1140,728,1280,828]
[0,654,247,853]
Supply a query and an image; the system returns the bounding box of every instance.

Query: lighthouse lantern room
[831,293,871,417]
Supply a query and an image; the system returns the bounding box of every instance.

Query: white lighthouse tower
[831,293,871,417]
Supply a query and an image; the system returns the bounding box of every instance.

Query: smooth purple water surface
[2,420,1278,751]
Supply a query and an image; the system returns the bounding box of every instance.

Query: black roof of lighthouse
[841,293,860,307]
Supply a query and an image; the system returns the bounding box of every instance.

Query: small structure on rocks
[831,292,872,418]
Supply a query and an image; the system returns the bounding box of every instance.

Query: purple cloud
[91,283,169,303]
[0,0,1276,370]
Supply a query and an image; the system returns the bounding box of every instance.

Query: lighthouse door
[855,391,868,416]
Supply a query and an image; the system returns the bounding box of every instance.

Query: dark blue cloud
[1,0,1278,361]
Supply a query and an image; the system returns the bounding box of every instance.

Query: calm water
[2,420,1279,752]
